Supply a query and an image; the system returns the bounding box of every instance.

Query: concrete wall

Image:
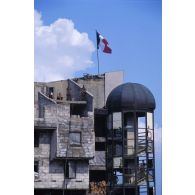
[65,161,89,189]
[45,80,68,101]
[56,115,95,159]
[68,79,93,113]
[89,151,105,167]
[35,71,123,110]
[50,129,57,161]
[35,80,68,103]
[34,88,94,190]
[74,71,124,109]
[35,145,89,189]
[34,132,65,189]
[34,82,45,103]
[34,118,91,189]
[105,71,124,101]
[35,99,95,159]
[74,75,105,109]
[34,71,124,191]
[38,92,56,118]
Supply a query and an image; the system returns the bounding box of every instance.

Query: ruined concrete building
[34,71,156,195]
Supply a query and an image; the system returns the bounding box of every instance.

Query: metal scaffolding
[106,111,156,195]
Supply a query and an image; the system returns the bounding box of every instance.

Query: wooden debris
[89,180,107,194]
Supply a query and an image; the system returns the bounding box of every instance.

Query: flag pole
[97,47,100,75]
[96,30,100,75]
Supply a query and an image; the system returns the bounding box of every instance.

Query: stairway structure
[105,83,156,195]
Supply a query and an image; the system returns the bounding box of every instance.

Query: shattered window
[69,132,81,146]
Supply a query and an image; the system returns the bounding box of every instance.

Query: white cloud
[154,124,162,146]
[34,10,95,82]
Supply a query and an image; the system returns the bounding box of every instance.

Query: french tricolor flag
[96,31,112,54]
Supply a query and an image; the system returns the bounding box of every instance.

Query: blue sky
[35,0,162,194]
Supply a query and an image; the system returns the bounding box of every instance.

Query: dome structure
[106,82,156,112]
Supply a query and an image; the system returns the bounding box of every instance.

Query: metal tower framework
[106,110,156,195]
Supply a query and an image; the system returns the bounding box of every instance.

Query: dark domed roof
[106,83,156,112]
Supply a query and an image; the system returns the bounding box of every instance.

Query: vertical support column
[152,112,156,195]
[122,111,125,195]
[146,112,149,195]
[134,112,138,195]
[106,115,108,195]
[111,113,114,192]
[106,113,113,195]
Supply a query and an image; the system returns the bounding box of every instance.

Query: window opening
[65,161,76,178]
[34,161,39,173]
[94,115,107,137]
[70,104,87,117]
[48,87,54,99]
[34,131,39,147]
[57,92,63,100]
[69,132,81,146]
[95,142,105,151]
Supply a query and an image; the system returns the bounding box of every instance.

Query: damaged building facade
[34,71,156,195]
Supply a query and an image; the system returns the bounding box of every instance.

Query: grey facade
[34,71,123,195]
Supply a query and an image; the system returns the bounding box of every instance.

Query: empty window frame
[65,161,76,179]
[49,87,54,99]
[95,142,106,151]
[70,104,87,117]
[69,132,81,146]
[34,131,39,147]
[94,115,107,137]
[34,161,39,173]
